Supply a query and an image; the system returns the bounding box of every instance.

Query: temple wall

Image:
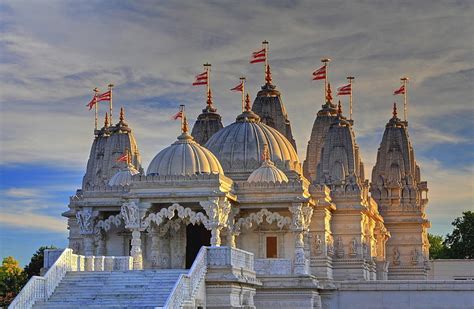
[322,281,474,309]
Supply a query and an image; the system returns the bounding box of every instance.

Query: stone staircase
[32,269,186,309]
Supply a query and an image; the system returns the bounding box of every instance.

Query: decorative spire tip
[337,100,342,115]
[244,93,251,111]
[119,107,125,122]
[393,102,398,118]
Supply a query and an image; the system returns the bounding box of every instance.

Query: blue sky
[0,0,473,266]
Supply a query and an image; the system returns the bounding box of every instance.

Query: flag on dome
[97,90,111,102]
[393,85,405,95]
[230,81,244,92]
[86,96,97,110]
[337,83,351,96]
[312,65,326,80]
[116,153,128,162]
[192,71,208,86]
[171,110,183,120]
[250,48,266,64]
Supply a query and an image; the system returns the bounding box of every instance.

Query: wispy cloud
[0,0,472,241]
[0,212,67,233]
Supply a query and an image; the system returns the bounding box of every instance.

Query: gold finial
[265,64,272,84]
[207,88,213,106]
[108,83,114,89]
[119,107,125,122]
[326,83,333,102]
[337,100,342,115]
[393,102,398,118]
[244,93,251,111]
[104,112,109,128]
[182,116,188,133]
[262,143,270,161]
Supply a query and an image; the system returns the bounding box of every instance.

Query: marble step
[32,269,187,308]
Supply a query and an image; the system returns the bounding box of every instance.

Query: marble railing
[254,258,292,275]
[164,246,256,309]
[207,246,255,270]
[164,246,208,309]
[9,249,133,309]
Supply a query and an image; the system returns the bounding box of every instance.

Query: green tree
[0,256,27,307]
[24,246,57,280]
[428,233,449,259]
[444,211,474,259]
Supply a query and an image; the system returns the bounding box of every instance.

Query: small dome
[108,165,139,186]
[147,132,224,176]
[205,110,300,175]
[248,160,289,183]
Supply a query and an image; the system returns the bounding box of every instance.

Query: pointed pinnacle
[104,112,109,127]
[393,102,398,118]
[119,107,125,122]
[337,100,342,115]
[265,65,272,84]
[245,93,251,111]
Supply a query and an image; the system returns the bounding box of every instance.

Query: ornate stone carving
[314,234,323,255]
[76,208,97,235]
[142,203,209,230]
[200,197,232,246]
[393,247,401,265]
[411,248,421,265]
[121,201,140,229]
[235,208,291,232]
[349,237,358,257]
[336,237,344,258]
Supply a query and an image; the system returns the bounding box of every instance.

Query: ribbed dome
[205,110,301,175]
[248,160,289,183]
[147,132,224,176]
[108,165,139,186]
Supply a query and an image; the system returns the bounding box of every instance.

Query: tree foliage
[0,256,27,307]
[428,234,449,259]
[444,211,474,259]
[24,246,56,280]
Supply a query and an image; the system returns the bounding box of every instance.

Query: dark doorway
[186,224,211,268]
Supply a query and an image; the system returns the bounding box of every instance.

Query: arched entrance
[186,223,211,268]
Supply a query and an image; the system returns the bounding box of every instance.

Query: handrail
[9,249,133,309]
[164,246,208,309]
[9,248,73,309]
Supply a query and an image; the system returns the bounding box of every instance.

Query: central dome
[147,132,224,176]
[205,110,300,176]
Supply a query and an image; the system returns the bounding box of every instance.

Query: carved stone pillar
[149,226,161,269]
[290,203,310,275]
[121,201,143,270]
[95,230,106,256]
[76,207,97,256]
[200,197,232,247]
[225,208,240,248]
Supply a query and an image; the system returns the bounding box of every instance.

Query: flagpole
[108,83,114,125]
[204,63,211,106]
[347,76,354,120]
[240,77,246,112]
[180,105,185,133]
[321,58,331,103]
[263,40,269,84]
[401,77,409,122]
[93,88,99,131]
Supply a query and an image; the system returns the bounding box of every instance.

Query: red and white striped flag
[86,96,97,110]
[337,84,351,96]
[192,71,208,86]
[171,110,183,120]
[312,65,326,80]
[393,85,405,95]
[97,90,111,101]
[230,81,244,92]
[250,48,266,64]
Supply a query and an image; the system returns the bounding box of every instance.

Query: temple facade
[46,68,443,309]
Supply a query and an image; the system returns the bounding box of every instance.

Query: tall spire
[337,100,342,116]
[393,102,398,118]
[326,83,333,103]
[104,112,109,128]
[244,93,251,111]
[119,107,125,122]
[265,64,272,85]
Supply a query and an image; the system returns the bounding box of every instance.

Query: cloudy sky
[0,0,472,265]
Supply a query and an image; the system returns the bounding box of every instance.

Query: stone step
[32,269,186,309]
